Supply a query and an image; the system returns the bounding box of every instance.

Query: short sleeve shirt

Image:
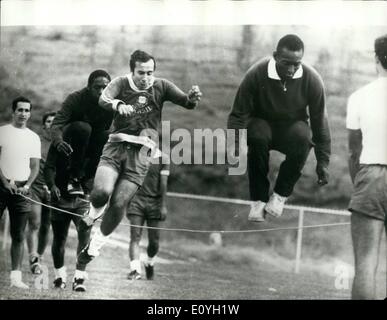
[0,124,41,181]
[346,77,387,165]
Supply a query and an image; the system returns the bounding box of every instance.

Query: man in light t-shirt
[346,34,387,300]
[0,96,41,289]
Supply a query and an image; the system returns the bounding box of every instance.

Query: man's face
[43,115,55,130]
[132,60,155,90]
[13,102,31,127]
[89,76,110,101]
[274,47,303,80]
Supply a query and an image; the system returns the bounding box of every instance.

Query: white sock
[130,259,141,273]
[273,192,287,201]
[88,228,109,256]
[54,266,67,281]
[74,269,86,279]
[10,270,22,281]
[146,256,155,266]
[88,203,107,220]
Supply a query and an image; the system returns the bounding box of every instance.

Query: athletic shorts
[0,180,31,215]
[127,195,162,220]
[348,164,387,222]
[30,183,50,203]
[98,141,151,186]
[51,196,89,222]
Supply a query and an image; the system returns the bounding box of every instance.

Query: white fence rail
[167,192,351,273]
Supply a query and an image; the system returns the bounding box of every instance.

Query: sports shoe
[53,277,66,289]
[127,270,141,280]
[67,178,84,195]
[10,279,29,289]
[144,264,154,280]
[72,277,86,292]
[77,243,97,266]
[265,193,287,218]
[30,256,42,275]
[248,201,266,222]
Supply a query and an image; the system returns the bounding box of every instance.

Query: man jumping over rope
[77,50,201,276]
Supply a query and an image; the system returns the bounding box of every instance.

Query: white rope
[19,194,350,234]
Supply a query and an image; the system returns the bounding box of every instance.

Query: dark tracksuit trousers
[247,118,313,202]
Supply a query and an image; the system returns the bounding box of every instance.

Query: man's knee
[28,221,40,232]
[130,230,142,243]
[10,230,25,243]
[288,122,313,148]
[52,234,67,247]
[63,121,92,141]
[247,118,272,147]
[90,188,111,207]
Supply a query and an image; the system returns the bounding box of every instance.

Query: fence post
[295,208,304,274]
[2,209,9,251]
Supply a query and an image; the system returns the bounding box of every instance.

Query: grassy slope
[0,26,385,300]
[1,25,383,207]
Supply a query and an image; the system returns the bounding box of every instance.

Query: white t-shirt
[346,77,387,165]
[0,124,41,181]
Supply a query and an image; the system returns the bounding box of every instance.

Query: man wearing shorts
[346,34,387,300]
[44,142,92,291]
[0,96,41,288]
[27,111,56,274]
[77,50,201,273]
[127,153,170,280]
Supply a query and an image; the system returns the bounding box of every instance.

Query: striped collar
[268,57,303,80]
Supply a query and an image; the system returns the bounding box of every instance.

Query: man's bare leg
[351,211,384,299]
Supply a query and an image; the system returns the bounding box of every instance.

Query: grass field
[0,202,385,300]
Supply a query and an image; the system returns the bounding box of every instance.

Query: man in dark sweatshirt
[50,70,113,196]
[228,34,331,222]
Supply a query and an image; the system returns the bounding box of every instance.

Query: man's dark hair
[375,34,387,70]
[42,111,56,125]
[129,50,156,73]
[12,96,32,112]
[87,69,111,87]
[276,34,304,53]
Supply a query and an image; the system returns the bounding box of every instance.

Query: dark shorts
[127,195,162,220]
[0,181,31,216]
[98,141,151,187]
[51,196,89,223]
[30,183,50,203]
[348,165,387,222]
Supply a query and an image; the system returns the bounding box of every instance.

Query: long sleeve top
[228,57,331,167]
[51,87,114,146]
[99,75,196,137]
